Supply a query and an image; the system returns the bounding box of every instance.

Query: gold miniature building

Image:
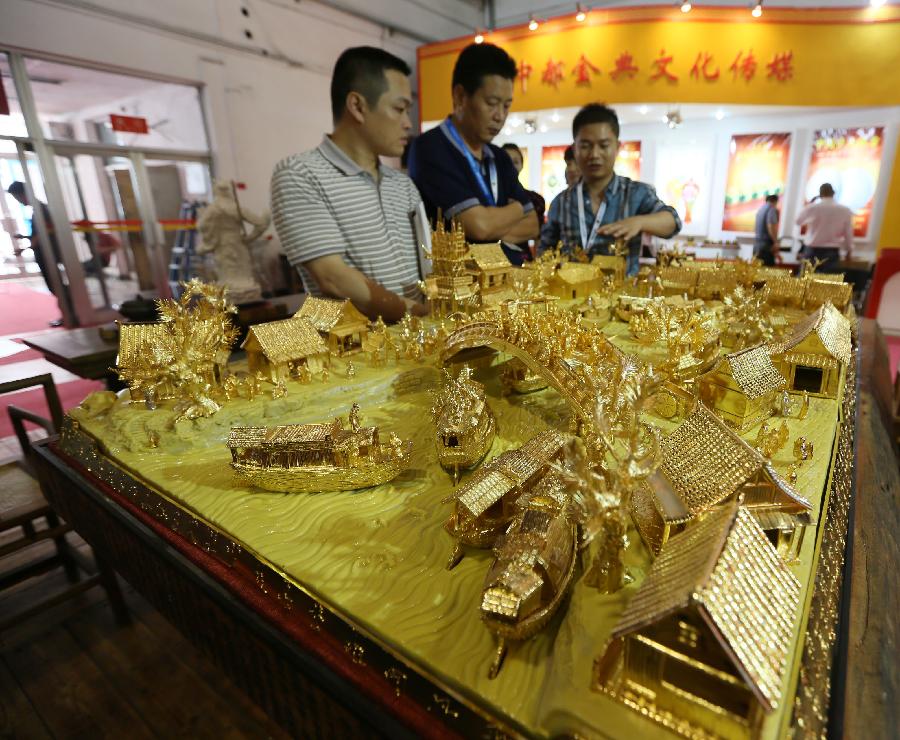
[698,344,787,431]
[116,322,177,403]
[241,317,328,383]
[421,219,480,316]
[770,302,851,399]
[466,243,516,306]
[547,262,602,300]
[802,278,852,311]
[481,470,577,677]
[590,253,625,283]
[593,504,800,740]
[294,296,369,355]
[228,404,410,493]
[631,403,811,559]
[695,265,737,301]
[442,429,568,568]
[657,265,699,297]
[764,275,806,309]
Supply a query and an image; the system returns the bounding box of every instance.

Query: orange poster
[805,127,884,237]
[722,133,792,232]
[616,141,642,182]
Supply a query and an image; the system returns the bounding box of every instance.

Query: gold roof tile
[117,322,174,367]
[294,296,367,332]
[554,263,600,284]
[612,504,801,712]
[242,317,327,363]
[778,302,851,364]
[468,243,512,270]
[718,344,787,400]
[457,468,516,517]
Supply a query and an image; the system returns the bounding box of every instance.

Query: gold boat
[480,471,577,678]
[500,357,548,394]
[228,404,410,493]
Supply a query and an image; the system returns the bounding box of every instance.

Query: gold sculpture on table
[593,504,801,740]
[228,403,410,493]
[430,366,496,482]
[442,430,568,569]
[481,470,577,678]
[115,279,237,420]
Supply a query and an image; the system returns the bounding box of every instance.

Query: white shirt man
[796,183,854,270]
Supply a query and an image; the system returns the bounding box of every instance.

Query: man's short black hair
[572,103,620,140]
[330,46,411,123]
[501,142,522,157]
[564,145,575,163]
[452,43,517,95]
[766,194,779,204]
[819,183,835,198]
[7,181,25,198]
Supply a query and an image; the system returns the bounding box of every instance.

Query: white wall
[493,105,900,258]
[0,0,480,216]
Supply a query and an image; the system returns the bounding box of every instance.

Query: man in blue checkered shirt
[539,104,681,275]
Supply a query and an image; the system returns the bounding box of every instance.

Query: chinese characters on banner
[110,114,149,134]
[540,142,641,204]
[522,49,792,91]
[722,133,792,232]
[805,127,884,237]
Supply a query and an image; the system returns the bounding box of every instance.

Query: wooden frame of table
[28,319,898,739]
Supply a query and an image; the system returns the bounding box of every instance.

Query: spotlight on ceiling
[525,118,537,134]
[528,15,539,31]
[715,109,726,120]
[870,0,886,6]
[551,111,561,123]
[474,30,484,44]
[751,2,763,18]
[664,110,683,129]
[681,1,692,12]
[576,4,587,22]
[638,105,650,115]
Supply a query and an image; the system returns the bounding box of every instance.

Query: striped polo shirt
[271,136,424,298]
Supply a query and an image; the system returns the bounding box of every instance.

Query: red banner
[805,127,884,238]
[110,114,149,134]
[0,76,9,116]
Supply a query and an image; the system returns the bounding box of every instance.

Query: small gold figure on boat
[228,403,411,493]
[430,366,496,482]
[793,436,814,463]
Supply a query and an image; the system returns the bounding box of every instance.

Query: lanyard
[577,181,607,251]
[445,119,497,206]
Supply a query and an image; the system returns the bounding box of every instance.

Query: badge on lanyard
[445,119,498,206]
[576,182,607,251]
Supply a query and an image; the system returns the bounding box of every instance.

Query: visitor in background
[501,142,545,261]
[540,104,681,276]
[564,145,580,187]
[408,43,539,266]
[753,194,781,266]
[271,46,427,321]
[7,181,69,326]
[795,183,854,272]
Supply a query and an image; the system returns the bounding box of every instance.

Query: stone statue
[197,180,270,304]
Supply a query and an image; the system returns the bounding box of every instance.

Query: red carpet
[0,346,42,366]
[0,282,61,335]
[0,378,104,438]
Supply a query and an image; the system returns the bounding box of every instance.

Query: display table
[30,318,897,739]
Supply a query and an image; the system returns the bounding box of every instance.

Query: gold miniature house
[695,265,737,301]
[241,317,328,382]
[547,262,602,300]
[698,344,787,431]
[802,278,852,311]
[590,253,625,283]
[764,275,806,308]
[116,322,177,403]
[770,302,851,400]
[657,265,699,297]
[594,504,800,740]
[631,403,811,559]
[294,296,369,355]
[466,243,515,306]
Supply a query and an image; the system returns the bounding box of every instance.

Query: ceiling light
[525,118,537,134]
[870,0,886,6]
[639,105,650,115]
[551,111,560,123]
[503,127,512,135]
[680,1,692,12]
[575,4,587,21]
[508,116,523,127]
[664,110,683,129]
[715,109,725,120]
[751,2,762,18]
[539,124,548,133]
[528,15,539,31]
[474,31,484,44]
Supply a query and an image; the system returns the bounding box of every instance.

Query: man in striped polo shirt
[271,47,428,321]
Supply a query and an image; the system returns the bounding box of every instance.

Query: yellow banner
[417,6,900,121]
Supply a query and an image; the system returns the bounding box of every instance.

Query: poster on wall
[540,141,642,204]
[655,144,713,236]
[805,127,884,237]
[722,133,792,232]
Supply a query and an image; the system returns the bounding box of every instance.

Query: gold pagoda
[593,504,800,740]
[293,296,369,355]
[241,317,328,383]
[421,219,479,316]
[631,403,811,559]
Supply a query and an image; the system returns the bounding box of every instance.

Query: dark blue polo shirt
[409,118,534,228]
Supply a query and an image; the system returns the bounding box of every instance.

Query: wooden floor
[1,464,288,740]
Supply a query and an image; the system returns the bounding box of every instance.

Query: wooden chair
[0,373,129,631]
